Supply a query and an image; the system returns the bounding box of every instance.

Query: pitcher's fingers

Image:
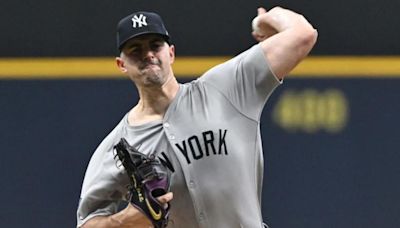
[257,7,267,15]
[252,31,265,42]
[157,192,173,204]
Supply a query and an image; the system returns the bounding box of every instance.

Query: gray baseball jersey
[77,44,281,228]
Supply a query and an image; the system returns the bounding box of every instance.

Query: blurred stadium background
[0,0,399,227]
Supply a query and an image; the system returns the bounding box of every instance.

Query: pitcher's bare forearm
[81,193,173,228]
[81,204,152,228]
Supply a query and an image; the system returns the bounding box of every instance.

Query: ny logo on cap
[131,14,147,28]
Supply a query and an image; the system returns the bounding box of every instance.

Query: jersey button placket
[163,122,170,128]
[163,122,175,140]
[198,212,205,221]
[189,180,195,188]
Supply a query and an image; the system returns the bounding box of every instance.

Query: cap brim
[118,32,170,51]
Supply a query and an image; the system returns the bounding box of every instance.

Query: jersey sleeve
[199,44,282,120]
[76,123,129,227]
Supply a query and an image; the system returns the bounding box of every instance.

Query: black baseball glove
[114,138,170,228]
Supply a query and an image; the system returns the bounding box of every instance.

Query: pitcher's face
[117,34,175,86]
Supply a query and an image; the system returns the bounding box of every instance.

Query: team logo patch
[131,14,148,28]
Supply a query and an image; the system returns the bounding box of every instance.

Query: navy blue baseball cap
[117,11,170,51]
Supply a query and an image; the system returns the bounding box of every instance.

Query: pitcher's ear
[116,57,127,73]
[169,45,175,63]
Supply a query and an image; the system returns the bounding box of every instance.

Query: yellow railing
[0,56,399,79]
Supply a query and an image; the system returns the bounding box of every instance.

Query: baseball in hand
[252,16,263,35]
[251,13,279,41]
